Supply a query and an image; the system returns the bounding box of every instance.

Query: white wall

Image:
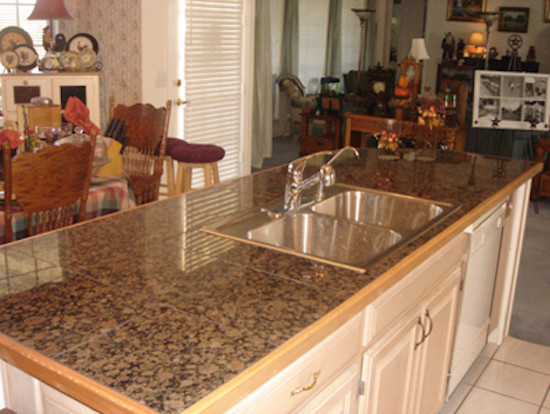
[424,0,550,92]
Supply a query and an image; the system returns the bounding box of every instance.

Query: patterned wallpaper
[59,0,142,129]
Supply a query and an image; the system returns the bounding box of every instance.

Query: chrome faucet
[284,146,360,211]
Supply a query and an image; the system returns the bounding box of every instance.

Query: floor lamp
[478,12,501,70]
[352,8,375,93]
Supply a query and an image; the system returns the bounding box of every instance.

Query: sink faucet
[284,147,360,211]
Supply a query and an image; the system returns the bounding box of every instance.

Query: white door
[142,0,253,185]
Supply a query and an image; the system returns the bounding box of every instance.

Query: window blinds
[0,1,46,57]
[184,0,245,183]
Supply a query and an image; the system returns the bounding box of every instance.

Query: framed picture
[447,0,486,22]
[472,70,550,131]
[545,0,550,22]
[498,7,529,33]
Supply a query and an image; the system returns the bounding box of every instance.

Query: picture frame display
[447,0,486,22]
[498,7,529,33]
[472,70,550,131]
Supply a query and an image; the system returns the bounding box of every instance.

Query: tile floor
[441,337,550,413]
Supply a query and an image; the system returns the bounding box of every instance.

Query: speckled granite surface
[0,149,538,413]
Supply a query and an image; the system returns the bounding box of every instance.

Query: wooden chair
[109,97,171,205]
[2,131,97,243]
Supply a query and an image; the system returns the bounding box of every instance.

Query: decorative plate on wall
[13,44,38,71]
[0,50,19,70]
[0,26,33,53]
[76,49,97,70]
[60,51,79,70]
[67,33,99,54]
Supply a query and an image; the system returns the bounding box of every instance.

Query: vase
[415,126,437,162]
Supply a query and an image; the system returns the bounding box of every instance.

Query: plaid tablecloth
[0,175,135,244]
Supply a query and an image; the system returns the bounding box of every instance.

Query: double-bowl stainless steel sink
[202,184,460,272]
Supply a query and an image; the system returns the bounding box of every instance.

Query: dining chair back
[109,97,171,205]
[2,131,96,243]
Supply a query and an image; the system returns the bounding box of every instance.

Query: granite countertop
[0,149,539,413]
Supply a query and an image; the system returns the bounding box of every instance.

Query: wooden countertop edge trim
[0,333,155,414]
[185,163,541,414]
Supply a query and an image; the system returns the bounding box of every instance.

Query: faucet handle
[320,164,336,186]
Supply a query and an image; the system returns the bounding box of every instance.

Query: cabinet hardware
[425,310,434,338]
[358,379,365,396]
[290,370,321,396]
[176,79,182,87]
[175,98,187,106]
[414,317,425,350]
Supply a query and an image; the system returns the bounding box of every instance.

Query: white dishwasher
[448,202,506,396]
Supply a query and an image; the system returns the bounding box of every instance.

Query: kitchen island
[0,149,541,413]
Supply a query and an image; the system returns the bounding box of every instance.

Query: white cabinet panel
[1,73,101,128]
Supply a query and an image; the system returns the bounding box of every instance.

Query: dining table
[0,175,136,244]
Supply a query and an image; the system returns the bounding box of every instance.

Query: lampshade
[469,32,485,46]
[28,0,73,21]
[352,8,375,22]
[478,11,501,27]
[409,38,430,61]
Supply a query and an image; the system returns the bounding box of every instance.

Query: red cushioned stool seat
[162,138,225,195]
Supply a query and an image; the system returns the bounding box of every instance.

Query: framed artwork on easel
[472,70,550,131]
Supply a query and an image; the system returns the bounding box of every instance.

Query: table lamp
[28,0,73,47]
[467,31,485,58]
[409,38,430,62]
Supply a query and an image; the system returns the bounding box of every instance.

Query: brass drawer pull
[290,370,321,396]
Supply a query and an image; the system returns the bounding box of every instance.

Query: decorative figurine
[441,32,455,61]
[527,46,536,62]
[456,38,465,61]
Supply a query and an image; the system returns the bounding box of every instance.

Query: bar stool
[163,138,225,195]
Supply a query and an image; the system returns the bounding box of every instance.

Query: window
[0,0,45,57]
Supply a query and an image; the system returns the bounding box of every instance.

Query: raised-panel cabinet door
[413,271,461,414]
[359,314,419,414]
[1,76,52,122]
[296,364,360,414]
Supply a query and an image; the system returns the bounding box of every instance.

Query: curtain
[279,0,299,76]
[324,0,342,77]
[251,0,273,169]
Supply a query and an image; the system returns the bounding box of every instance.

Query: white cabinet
[0,72,101,128]
[360,268,461,414]
[0,359,97,414]
[226,314,363,414]
[295,364,360,414]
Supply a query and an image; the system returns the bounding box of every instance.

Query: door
[413,271,461,414]
[359,312,420,414]
[159,0,254,185]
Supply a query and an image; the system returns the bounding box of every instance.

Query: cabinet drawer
[303,133,337,154]
[363,233,467,346]
[227,313,362,414]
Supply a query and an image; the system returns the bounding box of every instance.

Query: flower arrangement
[375,130,400,160]
[417,105,443,132]
[0,129,23,150]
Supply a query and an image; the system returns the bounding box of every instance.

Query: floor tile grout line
[448,346,496,413]
[539,385,550,413]
[491,357,550,377]
[471,384,542,408]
